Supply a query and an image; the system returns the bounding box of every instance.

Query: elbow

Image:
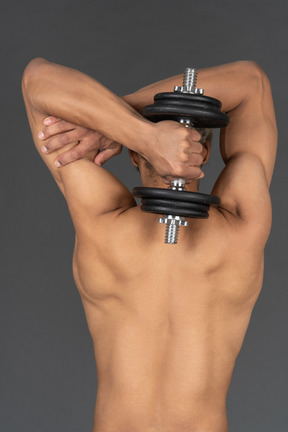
[237,60,271,92]
[22,57,48,95]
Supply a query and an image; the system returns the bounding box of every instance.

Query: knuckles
[193,142,204,153]
[168,156,203,179]
[177,150,203,165]
[59,133,70,145]
[190,153,204,165]
[57,120,67,132]
[178,126,201,143]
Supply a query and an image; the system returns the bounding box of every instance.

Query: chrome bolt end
[158,215,189,244]
[175,68,204,95]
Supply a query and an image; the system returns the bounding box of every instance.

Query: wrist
[121,115,156,156]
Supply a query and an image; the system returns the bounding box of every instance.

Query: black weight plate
[141,198,209,218]
[140,203,209,218]
[141,198,210,211]
[141,204,208,218]
[154,92,223,108]
[132,187,220,206]
[143,111,227,128]
[142,92,229,128]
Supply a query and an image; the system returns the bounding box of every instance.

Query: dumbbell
[132,68,229,244]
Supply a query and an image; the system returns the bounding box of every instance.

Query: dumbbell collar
[169,179,186,191]
[174,85,204,95]
[174,67,204,95]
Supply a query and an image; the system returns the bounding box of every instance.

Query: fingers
[183,150,204,165]
[187,128,202,143]
[38,119,76,141]
[187,168,205,181]
[40,130,81,153]
[93,146,123,166]
[185,130,203,153]
[54,143,123,168]
[43,116,60,126]
[54,140,94,167]
[188,141,203,154]
[169,164,204,181]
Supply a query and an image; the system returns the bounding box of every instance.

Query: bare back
[22,59,277,432]
[73,206,264,432]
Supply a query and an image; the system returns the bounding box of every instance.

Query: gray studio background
[1,1,287,431]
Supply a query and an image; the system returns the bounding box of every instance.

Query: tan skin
[22,59,277,432]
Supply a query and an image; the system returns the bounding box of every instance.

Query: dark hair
[194,127,213,146]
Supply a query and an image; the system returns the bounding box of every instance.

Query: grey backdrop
[1,0,287,431]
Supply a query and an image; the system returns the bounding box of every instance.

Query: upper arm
[211,63,277,238]
[22,77,135,237]
[212,153,272,235]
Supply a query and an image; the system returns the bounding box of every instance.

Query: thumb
[94,147,122,165]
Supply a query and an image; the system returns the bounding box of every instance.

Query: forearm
[22,58,153,156]
[22,58,207,181]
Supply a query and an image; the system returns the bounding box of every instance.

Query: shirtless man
[22,59,277,432]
